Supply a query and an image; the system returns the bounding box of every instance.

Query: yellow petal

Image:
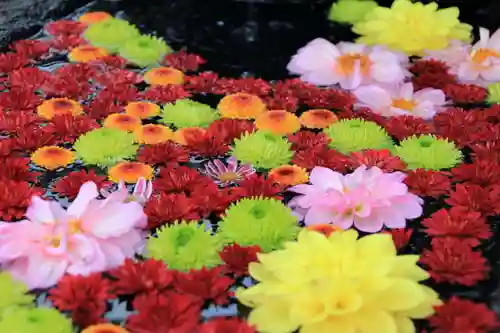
[356,233,396,259]
[397,286,442,319]
[356,309,397,333]
[388,255,430,281]
[377,279,424,311]
[394,315,416,333]
[300,316,356,333]
[249,262,277,282]
[249,300,299,333]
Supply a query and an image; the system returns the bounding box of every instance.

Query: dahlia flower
[237,229,441,333]
[201,156,255,186]
[287,38,408,89]
[288,165,423,232]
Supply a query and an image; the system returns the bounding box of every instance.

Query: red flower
[10,40,51,60]
[12,127,56,152]
[238,174,283,200]
[470,141,500,163]
[219,243,261,277]
[293,146,350,172]
[49,273,112,328]
[43,73,92,100]
[0,138,13,158]
[383,115,434,141]
[384,228,412,251]
[420,238,489,286]
[197,318,257,333]
[404,169,451,198]
[0,157,39,182]
[347,149,406,172]
[45,20,87,36]
[162,50,206,71]
[97,85,138,105]
[175,267,234,305]
[137,142,190,167]
[184,127,231,157]
[56,63,98,82]
[52,170,110,200]
[443,83,488,104]
[207,119,255,145]
[409,59,456,90]
[0,87,42,111]
[422,207,491,246]
[213,78,272,96]
[141,85,191,104]
[446,184,500,216]
[184,72,220,94]
[263,92,299,112]
[86,97,122,120]
[192,185,242,217]
[94,68,142,86]
[302,87,355,112]
[0,180,43,221]
[43,115,99,144]
[0,111,42,135]
[9,67,50,89]
[89,55,128,69]
[0,53,28,74]
[409,59,451,75]
[429,297,499,333]
[451,160,500,187]
[155,166,213,196]
[51,34,85,51]
[287,131,330,151]
[145,193,199,229]
[109,258,176,296]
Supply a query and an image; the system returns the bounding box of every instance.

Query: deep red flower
[383,115,434,141]
[404,169,451,198]
[420,238,490,286]
[0,111,42,135]
[45,20,87,36]
[409,59,456,90]
[263,92,299,112]
[0,138,13,158]
[0,179,43,221]
[52,169,110,200]
[293,146,350,172]
[193,186,242,217]
[141,85,191,104]
[0,157,39,182]
[137,142,190,167]
[197,318,257,333]
[470,140,500,163]
[468,123,500,145]
[446,184,500,216]
[347,149,406,172]
[12,127,56,152]
[409,59,451,75]
[443,83,488,104]
[43,114,100,144]
[451,160,500,187]
[56,63,98,82]
[89,55,128,69]
[49,273,112,328]
[207,118,255,145]
[175,267,234,305]
[0,87,42,111]
[145,193,199,229]
[345,108,386,126]
[219,243,261,277]
[184,127,231,157]
[422,207,491,246]
[86,97,122,120]
[238,174,283,200]
[109,258,176,296]
[10,40,51,60]
[50,34,85,51]
[429,297,499,333]
[96,85,138,105]
[162,50,206,71]
[213,78,272,96]
[302,87,355,112]
[384,228,413,251]
[42,73,92,100]
[94,68,142,86]
[155,166,214,196]
[287,131,331,151]
[0,53,28,74]
[9,67,50,89]
[184,72,220,94]
[126,291,201,333]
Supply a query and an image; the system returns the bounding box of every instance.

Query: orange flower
[79,11,112,24]
[82,323,129,333]
[255,110,301,135]
[135,124,174,144]
[31,146,75,170]
[103,113,142,132]
[108,162,154,183]
[217,93,266,119]
[37,98,83,120]
[300,109,338,129]
[143,67,184,85]
[173,127,206,145]
[68,45,109,63]
[125,101,161,119]
[268,165,309,186]
[306,224,342,237]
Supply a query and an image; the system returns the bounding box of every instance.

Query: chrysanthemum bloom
[173,127,206,145]
[135,124,174,144]
[299,109,338,129]
[124,101,161,119]
[354,82,447,119]
[202,156,255,186]
[217,93,267,119]
[255,110,301,135]
[31,146,75,170]
[108,162,154,183]
[101,178,153,206]
[287,39,409,89]
[79,12,113,24]
[37,98,83,120]
[268,165,309,186]
[103,113,142,132]
[0,181,147,289]
[353,0,472,55]
[82,323,129,333]
[68,45,109,63]
[143,67,184,85]
[237,229,441,333]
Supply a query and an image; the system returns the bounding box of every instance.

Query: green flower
[161,99,219,128]
[324,119,393,153]
[328,0,379,25]
[146,221,222,271]
[83,18,140,52]
[394,134,463,170]
[119,35,172,67]
[217,197,299,252]
[0,307,73,333]
[231,131,293,170]
[74,128,138,167]
[0,273,33,315]
[487,82,500,104]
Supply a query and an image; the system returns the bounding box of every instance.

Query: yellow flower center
[49,236,62,248]
[68,219,83,234]
[471,48,500,68]
[392,98,416,111]
[335,53,372,76]
[219,171,239,182]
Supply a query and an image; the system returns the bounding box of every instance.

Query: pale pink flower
[353,82,446,119]
[100,177,153,205]
[202,157,255,186]
[424,40,470,71]
[287,38,409,90]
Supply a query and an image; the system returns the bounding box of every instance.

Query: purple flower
[202,157,255,186]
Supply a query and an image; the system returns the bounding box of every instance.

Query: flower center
[219,171,239,182]
[68,219,83,234]
[392,98,416,111]
[471,48,500,67]
[44,147,65,156]
[335,53,372,76]
[267,111,286,121]
[235,95,251,104]
[250,206,267,219]
[49,235,62,248]
[145,126,161,134]
[175,229,194,248]
[311,110,332,119]
[156,68,173,76]
[53,100,73,111]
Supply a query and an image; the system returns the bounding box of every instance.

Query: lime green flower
[161,99,219,128]
[217,197,300,252]
[146,221,222,271]
[0,307,73,333]
[231,131,293,170]
[74,128,138,167]
[329,0,379,25]
[487,82,500,104]
[83,18,140,52]
[394,134,463,170]
[0,273,33,315]
[119,35,172,67]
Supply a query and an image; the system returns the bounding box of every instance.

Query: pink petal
[353,85,392,109]
[213,159,228,174]
[302,70,341,86]
[66,235,106,275]
[26,197,66,225]
[304,206,337,225]
[309,167,344,191]
[24,254,69,289]
[133,178,146,196]
[353,216,384,233]
[398,82,414,100]
[67,181,99,218]
[481,65,500,81]
[457,62,480,81]
[371,62,405,84]
[226,157,239,172]
[414,88,446,105]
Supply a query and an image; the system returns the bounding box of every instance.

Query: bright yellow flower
[352,0,472,55]
[236,229,441,333]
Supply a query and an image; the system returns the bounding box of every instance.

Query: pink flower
[288,166,423,233]
[0,181,147,290]
[201,157,255,186]
[424,40,470,71]
[353,82,447,119]
[287,38,409,90]
[100,177,153,206]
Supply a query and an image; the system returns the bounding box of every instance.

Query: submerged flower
[31,146,75,170]
[268,165,309,186]
[143,67,184,85]
[237,229,440,333]
[68,45,109,63]
[218,93,267,119]
[354,82,447,119]
[255,110,301,135]
[108,162,154,183]
[162,99,219,128]
[103,113,142,132]
[83,18,140,52]
[37,98,83,120]
[135,124,173,144]
[299,109,338,129]
[202,156,255,185]
[119,35,171,67]
[79,11,113,24]
[124,101,160,119]
[287,38,408,89]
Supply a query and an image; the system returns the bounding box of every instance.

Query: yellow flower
[236,229,441,333]
[352,0,472,55]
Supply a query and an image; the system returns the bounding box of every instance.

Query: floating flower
[173,127,206,145]
[108,162,154,183]
[219,243,261,277]
[238,174,283,200]
[202,156,255,186]
[30,146,75,170]
[354,82,447,119]
[487,82,500,104]
[323,118,393,153]
[446,184,500,217]
[288,131,331,151]
[137,141,189,166]
[0,272,33,313]
[347,149,406,172]
[135,124,173,144]
[287,38,408,89]
[353,0,472,55]
[43,114,100,144]
[382,115,434,141]
[299,109,338,129]
[124,101,160,119]
[83,18,140,52]
[217,197,299,252]
[52,169,110,200]
[395,134,463,170]
[162,99,219,128]
[143,67,184,85]
[119,35,171,67]
[404,169,451,198]
[37,98,83,120]
[443,82,488,104]
[101,177,153,206]
[328,0,379,25]
[68,45,109,63]
[198,318,257,333]
[268,165,309,186]
[0,180,44,221]
[237,229,440,333]
[103,113,142,132]
[0,307,73,333]
[231,131,293,169]
[82,324,129,333]
[255,110,300,135]
[79,11,113,24]
[385,228,413,251]
[217,93,267,119]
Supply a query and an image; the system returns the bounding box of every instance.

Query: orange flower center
[267,111,286,121]
[44,147,66,156]
[68,219,83,234]
[234,94,252,105]
[472,48,500,66]
[306,224,341,237]
[53,100,74,111]
[155,68,173,76]
[219,171,239,182]
[392,98,416,111]
[276,168,295,176]
[336,53,372,76]
[49,235,62,248]
[145,126,162,134]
